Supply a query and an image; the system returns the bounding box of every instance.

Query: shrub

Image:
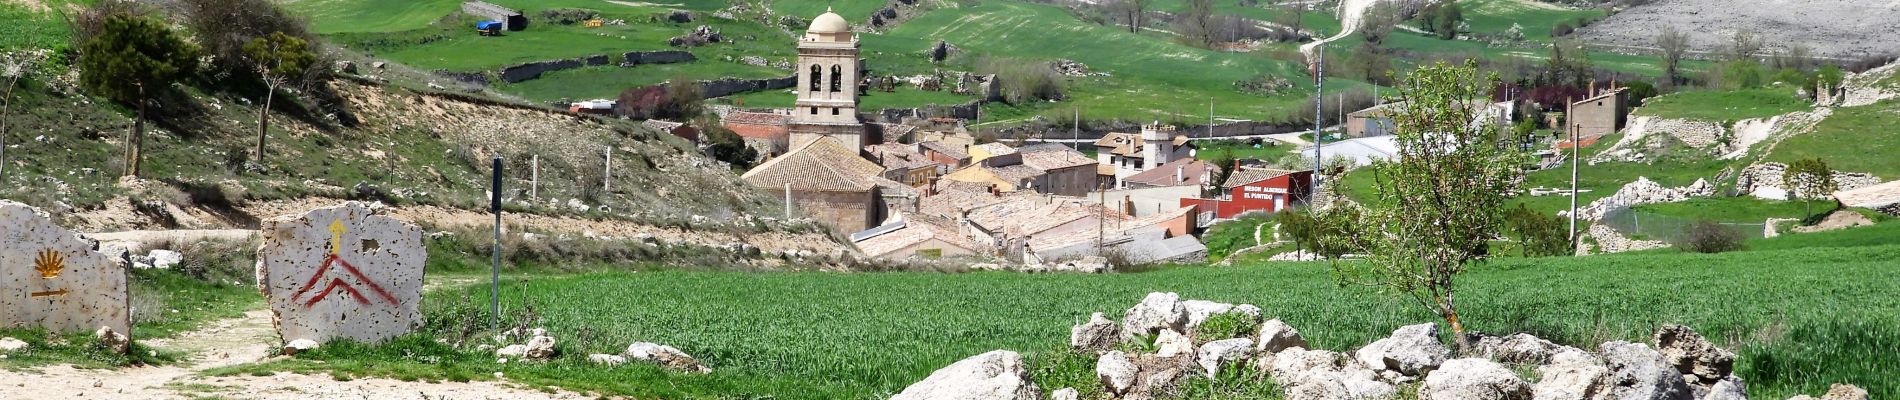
[1550,22,1575,38]
[178,0,319,78]
[1505,204,1571,257]
[975,57,1064,105]
[1677,219,1745,254]
[539,8,600,25]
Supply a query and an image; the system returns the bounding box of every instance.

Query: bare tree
[1110,0,1154,34]
[0,52,40,183]
[1276,0,1306,40]
[1657,27,1689,84]
[1177,0,1219,47]
[1726,30,1761,62]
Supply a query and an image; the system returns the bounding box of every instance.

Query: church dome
[808,8,849,33]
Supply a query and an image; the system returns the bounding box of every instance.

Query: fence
[1599,205,1764,243]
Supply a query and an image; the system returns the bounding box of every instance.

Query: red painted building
[1179,168,1315,219]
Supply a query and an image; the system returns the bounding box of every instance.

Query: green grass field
[863,1,1315,122]
[220,239,1900,399]
[771,0,889,22]
[1633,197,1839,223]
[500,62,789,103]
[1195,140,1297,162]
[1634,86,1812,122]
[1766,99,1900,179]
[1459,0,1604,42]
[0,0,87,51]
[290,0,731,34]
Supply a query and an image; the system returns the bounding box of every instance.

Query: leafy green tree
[79,14,200,178]
[1505,204,1570,257]
[1420,1,1463,40]
[1325,61,1529,345]
[695,118,758,169]
[242,31,316,163]
[1783,158,1839,220]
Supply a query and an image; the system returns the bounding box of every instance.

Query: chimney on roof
[1122,195,1134,216]
[1176,166,1185,183]
[1588,81,1597,97]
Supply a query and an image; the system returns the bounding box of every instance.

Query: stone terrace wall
[496,51,696,84]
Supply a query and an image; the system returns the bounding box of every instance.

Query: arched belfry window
[830,65,843,92]
[809,65,823,92]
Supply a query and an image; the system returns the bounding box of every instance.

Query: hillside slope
[1577,0,1900,59]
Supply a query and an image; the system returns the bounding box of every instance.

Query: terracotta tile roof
[1123,158,1216,187]
[1095,133,1143,156]
[918,141,968,160]
[970,142,1017,157]
[918,185,1006,220]
[741,138,885,192]
[1221,168,1303,190]
[854,214,979,258]
[723,111,791,126]
[1017,144,1096,171]
[1098,163,1117,176]
[874,123,919,139]
[988,164,1046,184]
[964,195,1123,238]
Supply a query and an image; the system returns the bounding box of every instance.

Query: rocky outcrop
[1533,350,1610,400]
[1418,358,1532,400]
[1070,312,1119,353]
[1736,162,1884,200]
[1580,223,1670,255]
[1353,323,1450,378]
[1654,325,1736,385]
[1468,332,1580,365]
[1268,347,1398,400]
[1596,117,1726,163]
[1197,338,1254,377]
[1122,292,1189,339]
[1598,341,1695,400]
[1181,300,1262,332]
[1569,177,1714,222]
[891,350,1042,400]
[1840,61,1900,107]
[624,342,711,374]
[1256,319,1308,354]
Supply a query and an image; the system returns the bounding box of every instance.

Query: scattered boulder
[1654,324,1736,384]
[1819,384,1869,400]
[666,10,694,23]
[1049,387,1078,400]
[588,353,627,367]
[1268,347,1398,400]
[1122,292,1188,339]
[1196,338,1254,377]
[1069,312,1120,353]
[1096,350,1138,396]
[1181,300,1261,331]
[669,25,724,47]
[283,339,319,355]
[1154,329,1195,358]
[1469,332,1576,365]
[1255,319,1308,354]
[1353,323,1450,377]
[333,60,357,74]
[1533,350,1609,400]
[147,249,182,269]
[494,344,528,358]
[1703,376,1747,400]
[1051,59,1090,77]
[523,332,557,360]
[94,326,128,353]
[1049,256,1112,273]
[0,337,27,353]
[1598,341,1694,400]
[891,350,1042,400]
[624,342,711,374]
[1418,358,1532,400]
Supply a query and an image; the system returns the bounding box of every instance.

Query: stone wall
[496,52,693,84]
[1568,176,1714,221]
[877,100,982,122]
[701,76,797,99]
[778,189,877,234]
[0,201,130,337]
[1736,162,1885,200]
[1579,223,1668,255]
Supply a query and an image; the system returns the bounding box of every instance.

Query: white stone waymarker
[257,202,424,345]
[0,201,130,337]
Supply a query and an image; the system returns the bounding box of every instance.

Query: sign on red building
[1179,169,1315,219]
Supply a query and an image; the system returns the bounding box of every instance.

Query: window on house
[809,65,822,92]
[830,65,843,92]
[810,107,818,115]
[831,107,840,115]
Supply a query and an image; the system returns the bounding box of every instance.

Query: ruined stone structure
[462,1,526,31]
[257,202,425,345]
[1570,85,1628,139]
[789,8,869,151]
[0,201,129,337]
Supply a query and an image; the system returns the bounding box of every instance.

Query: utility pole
[602,146,613,193]
[488,156,503,329]
[530,155,539,202]
[785,183,793,219]
[1311,47,1325,197]
[1567,98,1580,245]
[1096,183,1105,255]
[1208,97,1214,141]
[1072,107,1080,152]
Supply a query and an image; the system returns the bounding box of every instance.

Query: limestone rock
[624,342,711,374]
[1070,312,1120,353]
[0,337,26,352]
[1598,341,1694,400]
[1196,338,1254,377]
[1154,329,1194,358]
[1354,323,1450,377]
[524,333,557,360]
[1049,387,1078,400]
[0,201,131,336]
[1122,292,1188,338]
[589,353,627,367]
[1702,376,1747,400]
[1256,319,1309,354]
[1181,300,1262,332]
[1269,348,1397,400]
[257,202,425,345]
[891,350,1041,400]
[1819,384,1869,400]
[1096,350,1138,396]
[284,339,319,355]
[1533,350,1609,400]
[94,326,128,353]
[1470,332,1575,365]
[495,344,528,358]
[1419,358,1532,400]
[148,250,183,270]
[1654,324,1736,384]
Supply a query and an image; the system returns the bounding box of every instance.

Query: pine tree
[78,14,200,178]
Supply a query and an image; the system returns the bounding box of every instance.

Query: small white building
[1302,135,1399,167]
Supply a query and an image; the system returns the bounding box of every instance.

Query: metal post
[530,155,539,201]
[784,183,793,219]
[1568,99,1581,244]
[1311,48,1325,197]
[489,156,503,329]
[602,147,612,193]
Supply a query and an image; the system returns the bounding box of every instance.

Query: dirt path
[0,305,594,399]
[1300,0,1378,64]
